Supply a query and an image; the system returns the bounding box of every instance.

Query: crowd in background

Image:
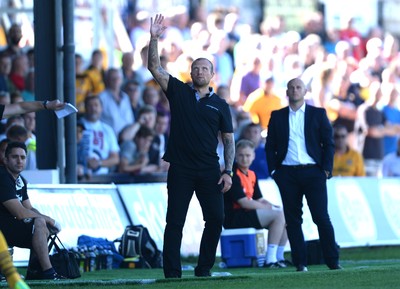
[1,6,400,180]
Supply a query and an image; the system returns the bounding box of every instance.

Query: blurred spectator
[356,82,400,176]
[208,30,234,87]
[0,53,13,94]
[6,122,36,170]
[217,85,238,130]
[75,53,95,113]
[142,86,160,107]
[121,51,144,89]
[85,49,106,95]
[76,121,88,180]
[239,55,262,106]
[22,47,35,103]
[152,111,170,173]
[382,86,400,155]
[6,124,27,143]
[381,138,400,177]
[0,138,9,166]
[23,112,36,170]
[299,12,326,42]
[122,79,142,120]
[119,125,159,174]
[10,91,23,104]
[9,54,28,91]
[243,77,283,130]
[135,45,155,85]
[99,68,135,136]
[1,24,24,58]
[79,95,120,176]
[119,104,157,143]
[156,89,170,116]
[129,10,150,50]
[0,115,24,141]
[338,16,364,61]
[238,122,269,179]
[332,124,365,177]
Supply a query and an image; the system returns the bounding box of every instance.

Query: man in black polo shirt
[0,142,64,280]
[148,14,235,278]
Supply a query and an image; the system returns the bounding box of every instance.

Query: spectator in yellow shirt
[243,77,283,129]
[333,124,365,176]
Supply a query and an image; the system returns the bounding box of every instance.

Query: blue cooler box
[220,228,265,268]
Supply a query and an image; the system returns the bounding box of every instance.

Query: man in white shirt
[80,95,120,175]
[266,78,340,272]
[99,68,134,137]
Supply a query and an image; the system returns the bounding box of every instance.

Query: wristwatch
[222,170,233,178]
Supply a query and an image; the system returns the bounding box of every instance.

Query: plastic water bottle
[106,248,113,270]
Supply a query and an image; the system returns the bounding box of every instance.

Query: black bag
[26,235,81,280]
[306,239,324,265]
[116,225,162,268]
[48,235,81,279]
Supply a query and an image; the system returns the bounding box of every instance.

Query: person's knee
[33,217,48,233]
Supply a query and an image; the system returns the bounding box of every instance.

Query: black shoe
[278,259,293,267]
[328,264,343,270]
[264,262,286,268]
[296,265,308,272]
[41,272,67,280]
[194,268,211,277]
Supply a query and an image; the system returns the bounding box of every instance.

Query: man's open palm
[150,14,167,39]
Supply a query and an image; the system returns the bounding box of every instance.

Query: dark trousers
[163,164,224,278]
[273,165,339,267]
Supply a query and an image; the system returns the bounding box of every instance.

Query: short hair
[0,138,10,147]
[6,115,24,127]
[236,139,255,151]
[6,124,28,141]
[135,126,155,139]
[138,104,157,117]
[5,141,27,158]
[84,94,101,108]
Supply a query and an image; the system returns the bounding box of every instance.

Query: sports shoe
[264,262,286,268]
[41,272,67,280]
[278,259,293,267]
[296,265,308,272]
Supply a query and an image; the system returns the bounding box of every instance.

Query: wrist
[222,169,233,178]
[42,100,49,110]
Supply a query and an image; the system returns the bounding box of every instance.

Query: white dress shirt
[282,103,316,165]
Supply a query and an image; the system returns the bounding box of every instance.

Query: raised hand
[150,14,167,39]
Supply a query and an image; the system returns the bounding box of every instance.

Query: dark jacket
[265,104,334,178]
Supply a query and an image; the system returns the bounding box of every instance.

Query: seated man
[0,142,63,280]
[224,139,289,268]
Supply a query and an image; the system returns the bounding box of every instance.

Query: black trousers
[273,165,339,268]
[163,164,224,278]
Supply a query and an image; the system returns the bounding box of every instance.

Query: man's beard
[192,78,208,87]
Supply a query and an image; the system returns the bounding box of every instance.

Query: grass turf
[8,246,400,289]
